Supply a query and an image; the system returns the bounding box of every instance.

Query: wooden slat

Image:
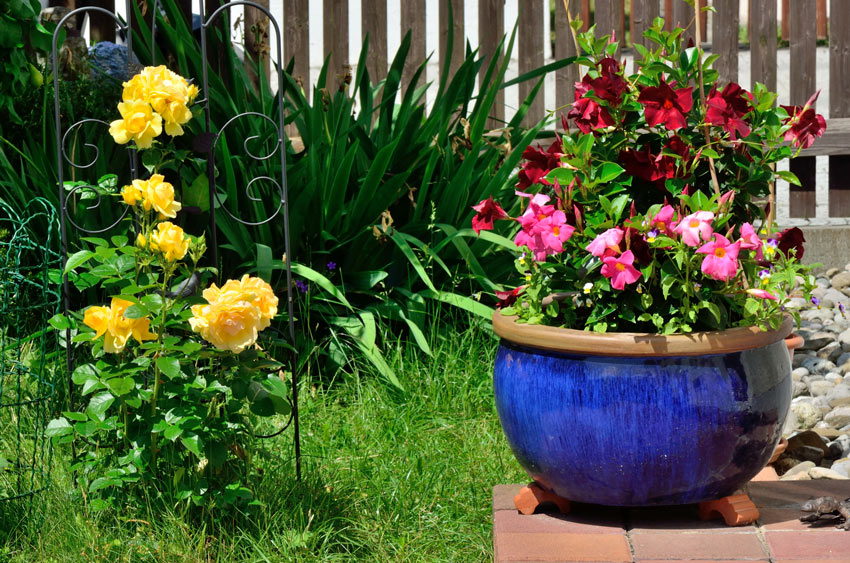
[88,0,115,42]
[439,0,465,79]
[362,0,387,83]
[323,0,349,90]
[479,0,505,128]
[554,0,578,118]
[798,118,850,157]
[780,0,788,41]
[284,0,310,90]
[749,0,777,92]
[519,0,544,127]
[401,0,426,92]
[595,0,622,45]
[711,0,739,84]
[816,0,827,40]
[631,0,659,51]
[580,0,590,31]
[245,0,271,83]
[669,0,705,46]
[829,0,850,217]
[788,0,817,218]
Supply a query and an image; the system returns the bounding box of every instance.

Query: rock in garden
[780,461,815,480]
[827,384,850,407]
[831,458,850,478]
[787,430,830,456]
[799,331,838,352]
[831,272,850,291]
[802,357,837,374]
[823,288,849,307]
[808,466,849,480]
[818,342,843,361]
[827,267,841,279]
[824,406,850,428]
[88,41,141,82]
[826,372,844,383]
[804,309,835,323]
[794,445,826,464]
[814,396,832,414]
[793,367,810,381]
[830,435,850,458]
[775,456,803,474]
[786,297,809,310]
[790,401,823,429]
[839,329,850,353]
[809,379,837,397]
[793,381,808,397]
[816,278,831,290]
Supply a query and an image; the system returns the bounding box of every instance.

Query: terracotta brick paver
[493,481,850,562]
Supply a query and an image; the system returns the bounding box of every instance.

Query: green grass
[0,320,525,562]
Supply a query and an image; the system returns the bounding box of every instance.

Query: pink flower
[471,196,508,234]
[746,288,778,301]
[738,222,765,261]
[586,227,624,257]
[674,211,715,247]
[514,194,573,261]
[601,250,642,290]
[697,234,741,281]
[647,205,676,235]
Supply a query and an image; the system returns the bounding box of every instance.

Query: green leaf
[86,392,115,422]
[156,357,182,379]
[389,231,437,292]
[107,377,135,396]
[72,363,99,385]
[181,434,203,457]
[45,417,72,438]
[256,243,273,283]
[123,304,149,319]
[775,170,802,186]
[48,313,73,331]
[597,162,625,183]
[64,250,96,274]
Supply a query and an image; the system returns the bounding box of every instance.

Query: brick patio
[493,479,850,562]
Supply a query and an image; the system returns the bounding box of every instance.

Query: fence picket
[401,0,426,93]
[711,0,739,84]
[362,0,387,82]
[749,0,777,92]
[595,0,622,51]
[554,0,578,117]
[440,0,465,79]
[829,0,850,216]
[519,0,544,127]
[323,0,349,89]
[479,0,505,128]
[789,0,817,218]
[283,0,309,90]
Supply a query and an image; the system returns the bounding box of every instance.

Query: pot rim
[492,311,794,357]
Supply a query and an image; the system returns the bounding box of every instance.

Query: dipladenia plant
[473,20,823,333]
[48,67,290,512]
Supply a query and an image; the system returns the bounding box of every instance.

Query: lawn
[1,319,525,562]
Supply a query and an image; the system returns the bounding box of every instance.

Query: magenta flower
[746,288,778,301]
[601,250,642,290]
[674,211,715,247]
[471,196,508,234]
[697,234,741,281]
[537,212,575,256]
[514,194,572,261]
[781,90,827,149]
[647,205,676,236]
[638,77,694,131]
[586,227,624,257]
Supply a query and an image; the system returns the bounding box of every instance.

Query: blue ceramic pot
[492,313,793,506]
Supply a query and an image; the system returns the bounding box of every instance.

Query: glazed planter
[492,313,794,507]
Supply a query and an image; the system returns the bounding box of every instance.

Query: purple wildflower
[839,302,846,317]
[295,279,309,294]
[646,228,659,242]
[811,296,821,309]
[327,261,337,271]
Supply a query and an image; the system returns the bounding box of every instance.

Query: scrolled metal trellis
[51,0,300,478]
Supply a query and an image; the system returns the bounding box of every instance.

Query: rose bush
[47,67,290,512]
[473,20,826,333]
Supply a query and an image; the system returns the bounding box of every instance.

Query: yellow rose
[121,180,144,206]
[140,174,181,219]
[109,100,163,149]
[83,298,156,354]
[135,233,147,248]
[142,66,196,137]
[189,299,262,354]
[238,275,278,329]
[150,221,190,262]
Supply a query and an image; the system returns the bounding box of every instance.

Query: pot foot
[698,493,759,526]
[513,482,571,515]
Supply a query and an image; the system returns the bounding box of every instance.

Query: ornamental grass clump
[48,67,290,512]
[473,20,825,333]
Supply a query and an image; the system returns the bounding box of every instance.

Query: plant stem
[693,2,721,197]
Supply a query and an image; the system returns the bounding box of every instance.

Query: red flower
[781,91,827,149]
[584,57,627,106]
[471,196,508,234]
[624,227,652,264]
[638,77,693,130]
[568,81,615,134]
[776,227,805,260]
[706,82,752,140]
[516,140,564,191]
[495,286,524,308]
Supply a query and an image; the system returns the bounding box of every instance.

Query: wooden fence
[62,0,850,221]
